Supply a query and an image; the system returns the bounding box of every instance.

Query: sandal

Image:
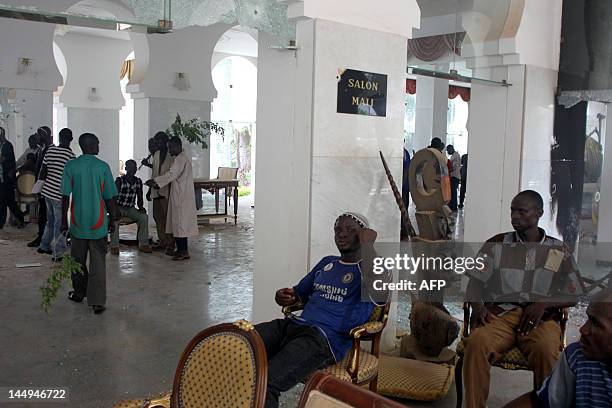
[68,291,83,303]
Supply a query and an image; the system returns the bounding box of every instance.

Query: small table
[193,178,239,224]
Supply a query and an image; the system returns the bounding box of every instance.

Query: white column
[597,106,612,263]
[464,64,558,242]
[464,66,525,242]
[253,18,406,350]
[414,76,449,150]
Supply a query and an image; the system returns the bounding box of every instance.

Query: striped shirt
[537,342,612,407]
[42,146,75,201]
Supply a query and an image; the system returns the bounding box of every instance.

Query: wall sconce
[88,87,101,102]
[17,58,32,75]
[173,72,190,91]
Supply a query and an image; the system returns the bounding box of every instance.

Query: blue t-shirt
[537,342,612,408]
[291,256,378,362]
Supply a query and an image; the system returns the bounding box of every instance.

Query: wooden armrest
[282,302,305,316]
[143,392,171,408]
[350,321,384,338]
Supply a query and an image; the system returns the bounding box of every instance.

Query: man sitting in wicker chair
[255,212,390,408]
[462,190,583,408]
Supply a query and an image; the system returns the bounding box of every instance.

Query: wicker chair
[113,320,268,408]
[298,371,407,408]
[454,303,568,408]
[282,302,390,392]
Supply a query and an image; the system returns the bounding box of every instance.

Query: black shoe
[37,248,52,255]
[16,221,26,229]
[92,305,106,314]
[52,256,63,263]
[458,204,464,209]
[27,238,41,248]
[68,291,83,303]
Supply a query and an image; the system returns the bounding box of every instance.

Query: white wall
[309,19,405,262]
[300,0,420,39]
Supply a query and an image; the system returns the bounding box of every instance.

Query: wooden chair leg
[369,376,379,393]
[455,355,464,408]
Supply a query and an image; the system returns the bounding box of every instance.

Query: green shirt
[61,155,117,240]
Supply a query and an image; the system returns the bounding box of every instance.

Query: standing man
[149,131,174,255]
[462,190,584,407]
[61,133,118,315]
[15,134,39,169]
[0,126,26,229]
[28,126,53,247]
[146,137,197,261]
[446,144,461,212]
[110,159,152,255]
[38,128,75,261]
[459,153,468,209]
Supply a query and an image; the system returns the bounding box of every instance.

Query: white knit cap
[335,212,370,228]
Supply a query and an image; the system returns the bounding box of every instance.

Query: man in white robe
[146,137,198,260]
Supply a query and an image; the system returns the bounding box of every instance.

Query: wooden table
[193,178,239,224]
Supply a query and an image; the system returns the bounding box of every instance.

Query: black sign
[337,68,387,117]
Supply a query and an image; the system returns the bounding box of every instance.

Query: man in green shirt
[60,133,119,314]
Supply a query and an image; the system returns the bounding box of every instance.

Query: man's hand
[359,228,377,244]
[145,179,160,189]
[518,303,547,336]
[275,288,297,306]
[470,303,492,329]
[146,189,151,202]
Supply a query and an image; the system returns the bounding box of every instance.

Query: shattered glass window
[121,0,295,41]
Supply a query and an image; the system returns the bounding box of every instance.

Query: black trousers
[459,177,467,207]
[176,237,188,253]
[0,183,24,227]
[36,196,47,239]
[255,319,335,408]
[449,177,460,211]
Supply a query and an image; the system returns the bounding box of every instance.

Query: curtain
[448,85,471,102]
[120,59,135,81]
[407,32,465,62]
[406,79,417,94]
[405,80,471,102]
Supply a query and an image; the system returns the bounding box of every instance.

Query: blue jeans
[39,197,66,257]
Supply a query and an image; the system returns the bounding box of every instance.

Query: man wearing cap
[255,212,390,408]
[28,126,53,247]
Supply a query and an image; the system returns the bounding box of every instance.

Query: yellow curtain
[120,59,135,81]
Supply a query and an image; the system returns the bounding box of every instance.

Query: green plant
[238,186,251,197]
[40,255,83,314]
[166,113,225,149]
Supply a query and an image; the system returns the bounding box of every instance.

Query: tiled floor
[0,201,597,407]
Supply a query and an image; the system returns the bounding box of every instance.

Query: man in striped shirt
[38,128,75,261]
[505,289,612,407]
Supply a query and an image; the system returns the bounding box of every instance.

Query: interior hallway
[0,202,588,407]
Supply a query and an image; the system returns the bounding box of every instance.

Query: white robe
[154,151,198,238]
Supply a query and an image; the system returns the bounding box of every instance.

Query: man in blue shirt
[255,212,389,407]
[504,289,612,408]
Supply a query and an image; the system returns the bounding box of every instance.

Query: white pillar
[597,106,612,263]
[253,18,407,350]
[414,76,449,150]
[464,64,558,242]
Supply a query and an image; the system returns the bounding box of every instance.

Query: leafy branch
[40,255,83,314]
[166,113,225,150]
